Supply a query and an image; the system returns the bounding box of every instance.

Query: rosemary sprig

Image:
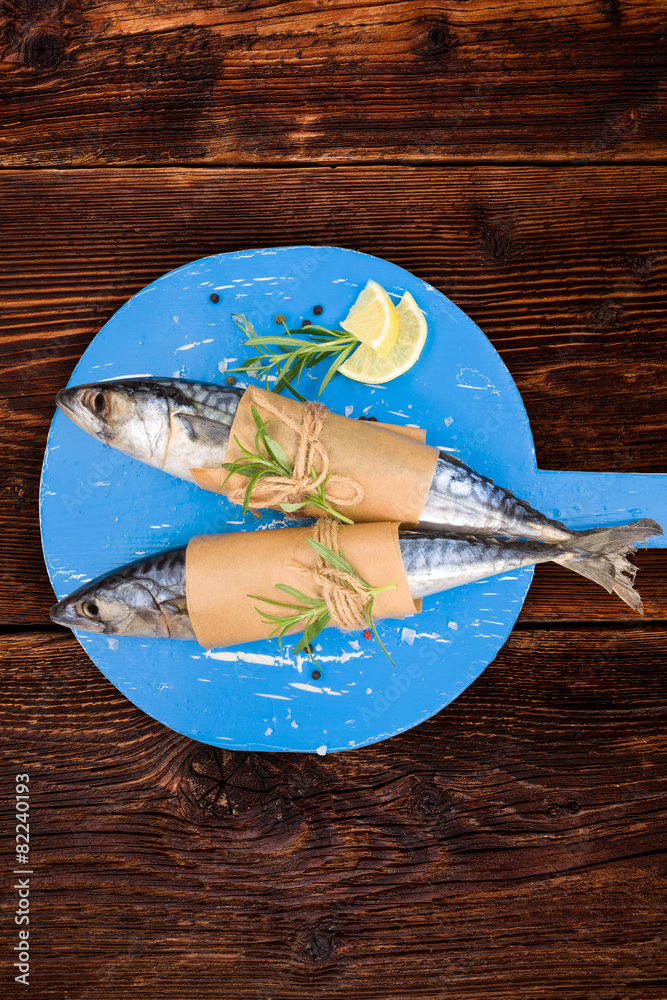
[221,406,353,523]
[229,314,358,400]
[250,538,397,669]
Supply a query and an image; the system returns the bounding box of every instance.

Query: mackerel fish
[57,377,660,548]
[50,520,660,639]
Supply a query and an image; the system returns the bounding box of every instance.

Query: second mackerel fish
[49,519,662,639]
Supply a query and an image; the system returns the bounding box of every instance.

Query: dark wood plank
[2,628,666,998]
[518,556,667,621]
[1,167,665,625]
[1,0,666,166]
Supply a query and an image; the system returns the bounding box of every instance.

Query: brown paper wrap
[371,422,426,443]
[190,386,438,525]
[186,522,420,650]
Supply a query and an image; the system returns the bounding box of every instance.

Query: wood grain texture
[0,0,666,166]
[2,628,666,998]
[1,166,665,623]
[2,1,666,976]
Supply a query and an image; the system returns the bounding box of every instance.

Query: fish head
[50,574,172,638]
[56,381,171,469]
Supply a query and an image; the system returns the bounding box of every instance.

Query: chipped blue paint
[40,247,666,754]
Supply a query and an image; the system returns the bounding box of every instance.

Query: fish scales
[421,453,572,541]
[398,531,567,599]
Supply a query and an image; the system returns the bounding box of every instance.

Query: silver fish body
[51,533,544,640]
[57,377,656,549]
[419,451,572,542]
[400,518,661,611]
[56,379,242,482]
[50,519,659,639]
[399,531,565,598]
[49,546,194,639]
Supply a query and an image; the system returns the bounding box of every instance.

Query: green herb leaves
[229,314,358,400]
[221,407,353,522]
[249,582,331,659]
[251,538,397,669]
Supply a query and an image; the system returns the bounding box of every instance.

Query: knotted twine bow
[225,389,365,515]
[288,518,371,632]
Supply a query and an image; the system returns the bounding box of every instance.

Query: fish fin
[569,518,662,555]
[173,413,231,445]
[554,518,662,613]
[161,597,189,616]
[556,552,643,613]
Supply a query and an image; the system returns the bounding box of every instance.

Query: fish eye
[81,601,100,619]
[92,391,106,414]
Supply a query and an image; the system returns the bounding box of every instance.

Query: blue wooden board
[39,246,667,754]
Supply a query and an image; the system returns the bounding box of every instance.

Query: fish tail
[554,518,662,613]
[569,518,663,555]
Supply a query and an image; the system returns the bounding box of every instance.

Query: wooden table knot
[23,30,65,71]
[305,922,337,964]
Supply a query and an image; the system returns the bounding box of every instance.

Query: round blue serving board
[40,247,667,754]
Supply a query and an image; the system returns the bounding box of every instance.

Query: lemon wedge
[338,291,427,384]
[339,280,399,358]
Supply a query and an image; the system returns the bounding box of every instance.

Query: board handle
[512,470,667,549]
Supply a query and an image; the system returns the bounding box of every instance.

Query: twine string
[225,388,364,512]
[288,518,370,631]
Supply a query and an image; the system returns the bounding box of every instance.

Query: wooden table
[2,3,666,997]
